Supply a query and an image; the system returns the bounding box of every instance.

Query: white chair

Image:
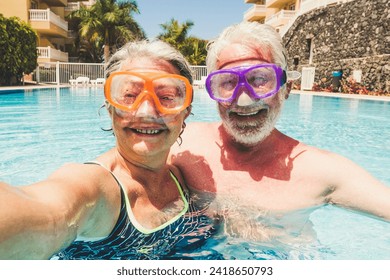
[69,78,77,86]
[69,76,90,86]
[90,78,105,86]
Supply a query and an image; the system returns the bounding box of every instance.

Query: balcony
[265,9,296,28]
[244,4,267,22]
[37,46,69,62]
[244,0,262,3]
[29,9,68,38]
[266,0,294,9]
[65,2,81,12]
[42,0,67,7]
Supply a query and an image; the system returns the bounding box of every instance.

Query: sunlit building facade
[0,0,95,63]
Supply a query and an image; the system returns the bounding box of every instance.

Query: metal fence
[33,62,105,84]
[32,62,207,85]
[190,65,208,81]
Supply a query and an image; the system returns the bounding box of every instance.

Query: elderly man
[171,22,390,243]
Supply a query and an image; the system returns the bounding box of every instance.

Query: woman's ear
[184,105,192,120]
[105,101,114,116]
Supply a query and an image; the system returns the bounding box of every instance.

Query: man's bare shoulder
[288,140,363,182]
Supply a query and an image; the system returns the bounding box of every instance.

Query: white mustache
[229,102,269,114]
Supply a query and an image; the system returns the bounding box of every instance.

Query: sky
[133,0,250,40]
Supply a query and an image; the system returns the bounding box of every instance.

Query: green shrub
[0,14,38,86]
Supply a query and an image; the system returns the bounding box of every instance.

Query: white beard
[220,94,284,146]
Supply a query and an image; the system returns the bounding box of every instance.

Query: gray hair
[206,22,287,72]
[105,40,193,84]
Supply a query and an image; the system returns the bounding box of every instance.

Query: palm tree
[158,18,194,50]
[180,37,207,65]
[158,19,207,65]
[67,0,145,63]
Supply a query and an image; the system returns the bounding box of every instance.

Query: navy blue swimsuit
[51,162,215,260]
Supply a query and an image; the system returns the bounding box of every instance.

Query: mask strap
[281,70,287,86]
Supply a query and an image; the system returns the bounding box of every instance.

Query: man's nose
[236,85,255,106]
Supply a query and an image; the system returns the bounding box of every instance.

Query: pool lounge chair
[90,78,105,86]
[69,76,90,86]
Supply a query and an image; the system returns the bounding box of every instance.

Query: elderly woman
[0,40,212,260]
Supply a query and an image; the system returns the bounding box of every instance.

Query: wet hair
[105,39,193,85]
[206,22,287,72]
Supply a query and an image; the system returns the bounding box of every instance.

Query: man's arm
[326,153,390,221]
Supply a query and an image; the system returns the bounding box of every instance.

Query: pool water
[0,87,389,259]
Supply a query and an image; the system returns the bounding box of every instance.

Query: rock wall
[283,0,390,92]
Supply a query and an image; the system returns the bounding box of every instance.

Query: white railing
[244,4,267,21]
[33,62,105,85]
[81,0,96,8]
[37,47,69,62]
[265,10,296,27]
[191,65,208,81]
[29,9,68,30]
[32,63,207,85]
[65,2,81,11]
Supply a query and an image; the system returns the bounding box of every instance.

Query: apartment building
[0,0,94,63]
[244,0,299,33]
[244,0,355,35]
[244,0,389,93]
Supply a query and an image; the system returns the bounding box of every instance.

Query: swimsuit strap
[84,161,189,235]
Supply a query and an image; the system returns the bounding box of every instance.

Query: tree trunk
[104,44,110,64]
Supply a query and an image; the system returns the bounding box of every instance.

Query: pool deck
[291,89,390,102]
[1,85,390,102]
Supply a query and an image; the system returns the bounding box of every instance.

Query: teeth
[135,129,160,134]
[237,111,259,116]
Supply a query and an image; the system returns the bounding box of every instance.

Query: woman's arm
[0,163,112,259]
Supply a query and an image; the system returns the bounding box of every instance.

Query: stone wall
[283,0,390,93]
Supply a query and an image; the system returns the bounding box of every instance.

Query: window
[306,38,314,64]
[31,1,38,9]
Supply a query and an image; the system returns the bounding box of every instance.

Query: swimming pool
[0,87,389,259]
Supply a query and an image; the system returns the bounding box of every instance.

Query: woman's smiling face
[110,57,191,162]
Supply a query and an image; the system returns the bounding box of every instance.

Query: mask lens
[106,73,191,114]
[110,74,145,106]
[152,77,187,110]
[210,73,239,100]
[245,66,277,96]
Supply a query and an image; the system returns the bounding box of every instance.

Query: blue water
[0,87,389,259]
